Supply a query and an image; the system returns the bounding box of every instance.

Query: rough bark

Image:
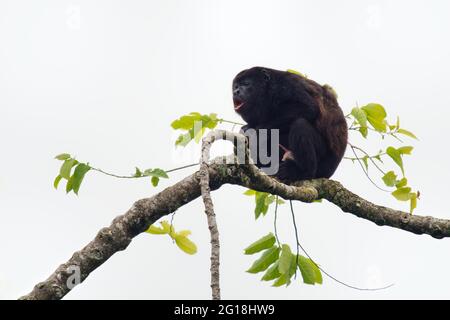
[19,132,450,300]
[199,131,222,300]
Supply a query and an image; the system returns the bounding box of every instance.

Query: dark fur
[232,67,348,183]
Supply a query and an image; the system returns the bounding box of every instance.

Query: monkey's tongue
[234,101,245,111]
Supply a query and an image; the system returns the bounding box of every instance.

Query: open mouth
[233,99,245,112]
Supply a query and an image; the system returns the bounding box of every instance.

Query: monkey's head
[232,67,275,125]
[232,67,311,125]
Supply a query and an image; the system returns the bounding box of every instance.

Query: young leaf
[287,69,306,77]
[361,156,369,171]
[177,230,191,237]
[397,129,418,140]
[244,233,276,255]
[134,167,143,177]
[351,107,368,138]
[395,177,408,188]
[243,189,256,196]
[398,146,413,155]
[146,224,168,234]
[247,246,280,274]
[160,221,173,236]
[392,187,412,201]
[410,192,418,213]
[174,234,197,255]
[382,171,397,187]
[151,176,159,187]
[361,103,387,120]
[60,158,78,179]
[171,113,219,147]
[144,168,169,178]
[171,112,202,130]
[69,163,91,195]
[361,103,387,132]
[54,153,71,161]
[386,147,404,175]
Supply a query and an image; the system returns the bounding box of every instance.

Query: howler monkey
[232,67,348,183]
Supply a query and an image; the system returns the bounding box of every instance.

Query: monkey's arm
[277,118,326,182]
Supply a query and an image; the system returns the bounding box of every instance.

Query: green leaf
[175,132,193,147]
[243,189,256,196]
[171,112,219,147]
[397,128,418,140]
[362,103,387,132]
[66,178,73,193]
[278,244,293,275]
[160,221,173,236]
[398,146,413,155]
[386,147,404,175]
[297,255,316,285]
[54,153,71,161]
[351,107,368,138]
[367,116,387,132]
[151,176,159,187]
[53,175,63,189]
[392,187,412,201]
[244,233,276,255]
[382,171,397,187]
[361,156,369,171]
[247,246,280,274]
[287,69,305,77]
[361,103,387,120]
[174,234,197,255]
[171,112,202,130]
[273,254,297,287]
[144,168,169,178]
[146,224,168,234]
[396,177,408,188]
[313,262,323,284]
[254,192,269,219]
[59,158,78,179]
[134,167,143,177]
[68,163,91,195]
[272,274,290,287]
[261,261,281,281]
[410,192,418,213]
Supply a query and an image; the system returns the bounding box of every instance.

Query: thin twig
[349,145,390,192]
[289,201,394,291]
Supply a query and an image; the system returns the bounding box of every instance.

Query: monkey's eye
[260,69,271,81]
[242,80,251,86]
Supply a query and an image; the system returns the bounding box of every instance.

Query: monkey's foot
[279,144,294,161]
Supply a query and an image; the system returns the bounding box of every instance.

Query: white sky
[1,0,450,299]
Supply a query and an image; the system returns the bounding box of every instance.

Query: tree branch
[20,131,450,300]
[199,131,223,300]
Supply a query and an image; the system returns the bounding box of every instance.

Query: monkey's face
[232,67,273,125]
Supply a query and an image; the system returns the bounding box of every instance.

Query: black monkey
[232,67,348,183]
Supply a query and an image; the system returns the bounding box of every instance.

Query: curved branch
[19,132,450,300]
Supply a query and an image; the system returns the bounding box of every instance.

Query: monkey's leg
[276,118,325,182]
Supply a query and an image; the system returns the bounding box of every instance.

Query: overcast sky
[1,0,450,299]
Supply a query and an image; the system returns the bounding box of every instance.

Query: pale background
[1,0,449,299]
